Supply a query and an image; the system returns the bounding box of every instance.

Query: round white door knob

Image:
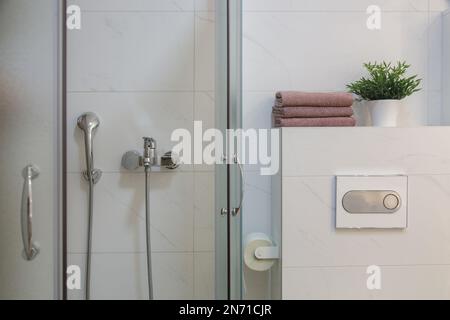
[383,194,400,210]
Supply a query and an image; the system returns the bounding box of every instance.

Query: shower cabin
[0,0,242,300]
[3,0,450,300]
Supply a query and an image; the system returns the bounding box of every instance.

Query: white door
[0,0,61,299]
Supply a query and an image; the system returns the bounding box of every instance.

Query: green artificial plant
[347,61,422,101]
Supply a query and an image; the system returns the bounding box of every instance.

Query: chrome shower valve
[143,137,157,168]
[122,137,181,171]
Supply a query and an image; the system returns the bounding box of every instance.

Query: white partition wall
[273,127,450,299]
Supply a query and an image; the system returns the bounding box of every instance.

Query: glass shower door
[0,0,62,299]
[64,0,239,300]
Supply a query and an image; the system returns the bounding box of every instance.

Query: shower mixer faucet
[143,137,157,168]
[122,137,180,171]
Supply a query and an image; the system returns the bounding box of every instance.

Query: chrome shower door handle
[21,165,40,261]
[232,155,245,216]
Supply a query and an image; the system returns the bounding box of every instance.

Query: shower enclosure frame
[215,0,243,300]
[61,0,68,300]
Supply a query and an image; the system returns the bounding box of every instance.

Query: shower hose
[145,166,154,300]
[86,175,94,300]
[84,168,153,300]
[84,169,154,300]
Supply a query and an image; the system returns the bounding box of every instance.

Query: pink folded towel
[272,106,353,118]
[274,116,356,127]
[276,91,354,107]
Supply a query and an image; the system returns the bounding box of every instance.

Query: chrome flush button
[342,190,402,214]
[383,194,400,210]
[336,176,408,229]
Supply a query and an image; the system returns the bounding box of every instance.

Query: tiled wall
[275,127,450,299]
[242,0,450,299]
[66,0,215,300]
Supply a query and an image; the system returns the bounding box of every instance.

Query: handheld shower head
[77,112,100,134]
[77,112,100,179]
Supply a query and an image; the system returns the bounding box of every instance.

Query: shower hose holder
[82,169,102,184]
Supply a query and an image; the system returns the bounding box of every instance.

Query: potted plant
[347,61,422,127]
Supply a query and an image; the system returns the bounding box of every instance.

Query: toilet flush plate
[336,176,408,229]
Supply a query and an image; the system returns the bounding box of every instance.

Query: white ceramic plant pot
[366,99,401,127]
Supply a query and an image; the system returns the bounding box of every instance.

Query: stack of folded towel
[272,91,356,127]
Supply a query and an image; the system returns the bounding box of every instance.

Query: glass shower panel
[0,0,62,299]
[65,0,232,300]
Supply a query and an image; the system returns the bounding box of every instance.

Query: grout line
[80,10,215,13]
[67,251,214,255]
[243,10,445,13]
[67,90,216,95]
[72,9,444,14]
[282,173,450,178]
[66,169,215,174]
[65,171,450,177]
[192,8,197,299]
[283,263,450,269]
[427,0,430,125]
[67,90,197,94]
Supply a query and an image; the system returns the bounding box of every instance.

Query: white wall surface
[66,0,216,300]
[276,127,450,299]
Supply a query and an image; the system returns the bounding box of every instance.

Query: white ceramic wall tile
[67,252,194,300]
[243,11,428,93]
[242,172,272,236]
[67,172,194,253]
[283,265,450,300]
[428,90,443,125]
[67,92,194,173]
[443,11,450,124]
[243,92,273,130]
[281,175,450,267]
[195,11,215,91]
[194,172,215,251]
[68,0,195,11]
[428,12,443,92]
[244,0,431,12]
[396,92,428,126]
[352,100,371,126]
[67,11,194,91]
[281,128,450,176]
[242,92,275,172]
[194,252,215,299]
[195,0,216,11]
[430,0,450,11]
[193,92,216,171]
[194,91,215,130]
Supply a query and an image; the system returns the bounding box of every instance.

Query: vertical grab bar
[232,155,245,216]
[21,164,40,261]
